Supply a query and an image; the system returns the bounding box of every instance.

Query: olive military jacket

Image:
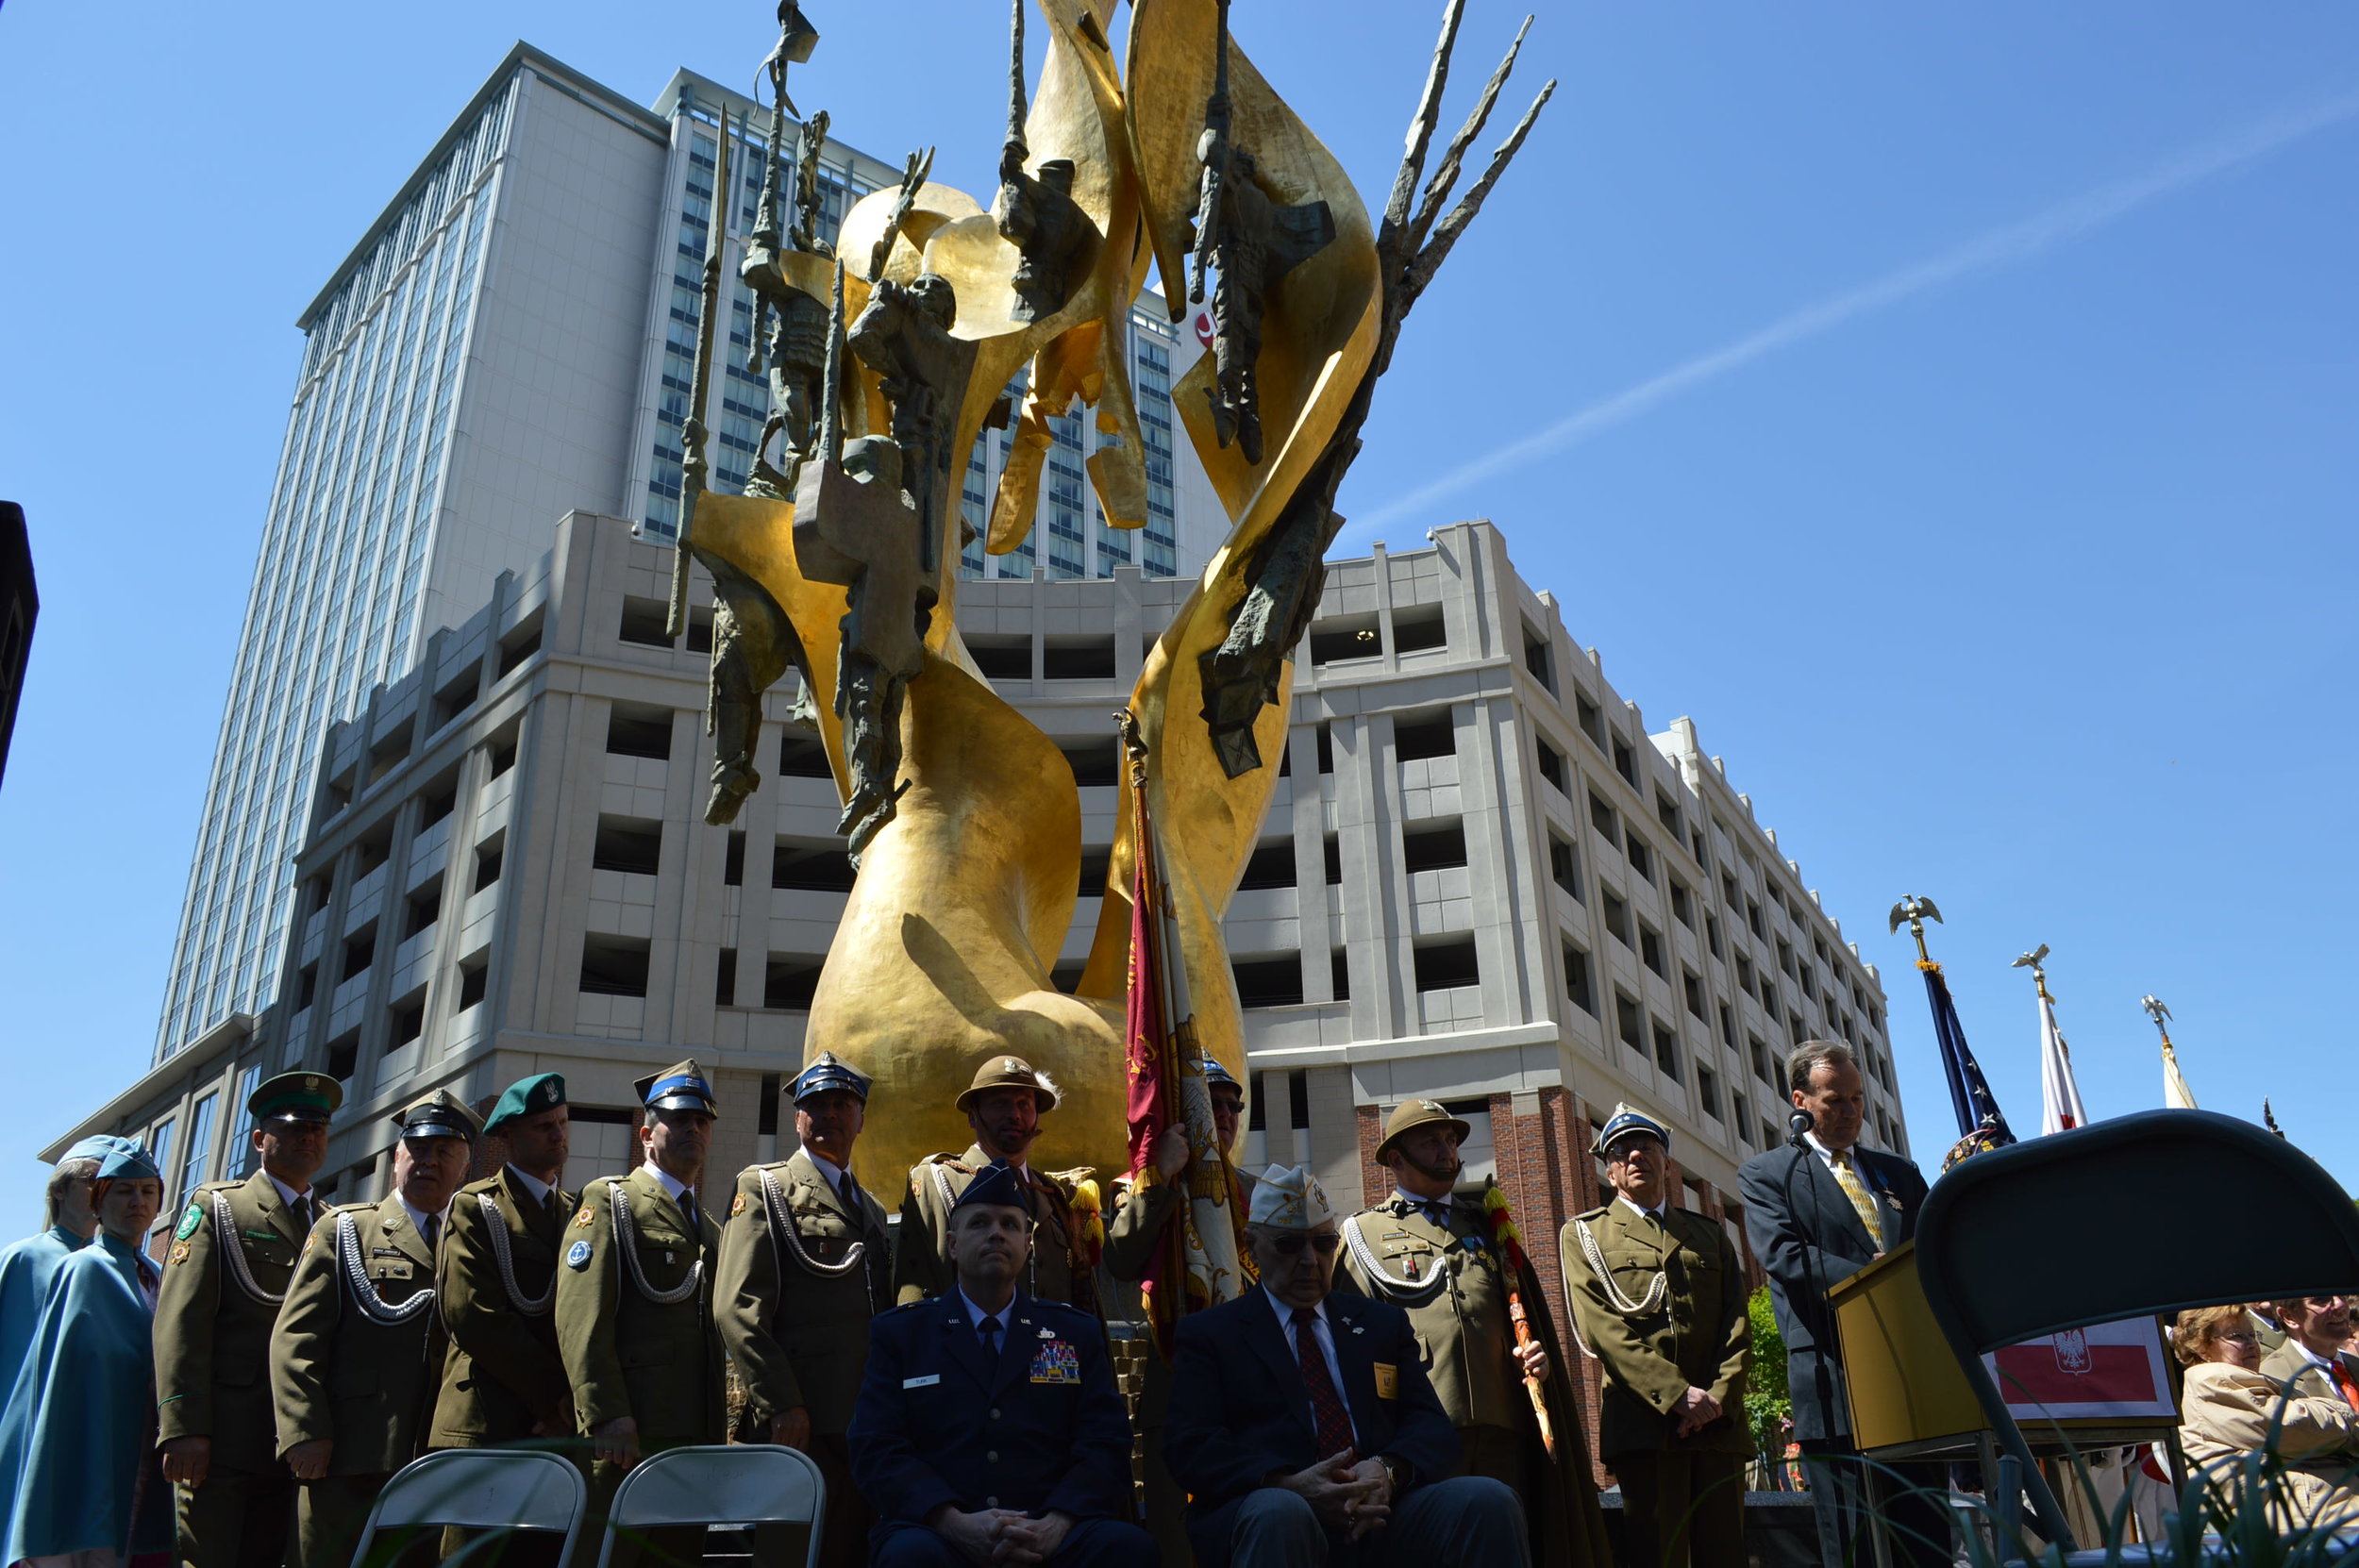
[269,1197,447,1476]
[429,1166,577,1446]
[1333,1193,1524,1432]
[1559,1200,1752,1458]
[713,1149,894,1436]
[554,1167,724,1445]
[894,1146,1096,1312]
[154,1171,310,1470]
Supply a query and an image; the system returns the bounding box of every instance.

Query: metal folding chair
[594,1443,828,1568]
[1914,1109,2359,1558]
[346,1447,587,1566]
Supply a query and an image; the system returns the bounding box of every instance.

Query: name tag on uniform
[374,1261,414,1280]
[903,1375,942,1390]
[1374,1362,1399,1400]
[1029,1341,1080,1384]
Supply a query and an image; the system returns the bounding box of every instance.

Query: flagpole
[2142,994,2198,1110]
[2012,944,2086,1134]
[1889,893,2016,1164]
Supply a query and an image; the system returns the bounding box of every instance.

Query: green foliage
[1744,1284,1790,1452]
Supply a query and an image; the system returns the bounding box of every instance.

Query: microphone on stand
[1786,1109,1815,1148]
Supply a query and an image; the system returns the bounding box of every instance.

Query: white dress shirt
[397,1196,451,1245]
[506,1164,555,1206]
[806,1151,855,1206]
[1263,1287,1358,1443]
[1615,1193,1669,1226]
[643,1161,699,1215]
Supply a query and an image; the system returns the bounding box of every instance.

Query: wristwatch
[1379,1456,1408,1493]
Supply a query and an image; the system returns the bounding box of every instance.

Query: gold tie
[1831,1150,1886,1250]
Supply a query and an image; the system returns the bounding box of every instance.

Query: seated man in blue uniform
[848,1159,1149,1567]
[1163,1165,1533,1568]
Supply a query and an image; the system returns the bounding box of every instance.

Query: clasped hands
[1672,1384,1723,1439]
[1276,1448,1394,1542]
[928,1504,1077,1565]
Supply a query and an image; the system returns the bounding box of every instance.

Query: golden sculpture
[683,0,1551,1183]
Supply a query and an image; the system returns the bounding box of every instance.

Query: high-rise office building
[152,44,1219,1066]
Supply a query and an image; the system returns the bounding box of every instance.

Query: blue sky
[1,2,2352,1227]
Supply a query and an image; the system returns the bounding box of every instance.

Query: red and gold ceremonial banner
[1123,716,1248,1357]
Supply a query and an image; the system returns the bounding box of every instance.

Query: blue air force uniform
[847,1159,1150,1567]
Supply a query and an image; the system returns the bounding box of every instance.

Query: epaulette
[193,1179,244,1195]
[326,1201,376,1216]
[878,1295,939,1318]
[1575,1205,1612,1222]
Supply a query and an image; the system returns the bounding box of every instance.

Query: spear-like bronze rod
[670,105,735,638]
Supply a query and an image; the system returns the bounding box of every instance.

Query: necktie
[979,1313,1003,1360]
[840,1168,863,1211]
[680,1194,701,1245]
[422,1212,441,1255]
[545,1190,565,1228]
[1830,1151,1886,1250]
[288,1195,311,1235]
[2332,1357,2359,1411]
[1292,1307,1357,1458]
[1418,1201,1449,1227]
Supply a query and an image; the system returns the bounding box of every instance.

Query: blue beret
[486,1073,566,1132]
[94,1143,161,1182]
[953,1159,1029,1212]
[791,1051,871,1105]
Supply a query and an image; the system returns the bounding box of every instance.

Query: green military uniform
[1336,1099,1610,1566]
[430,1076,577,1447]
[1560,1105,1751,1568]
[154,1070,341,1568]
[715,1078,893,1568]
[557,1061,726,1568]
[894,1058,1098,1312]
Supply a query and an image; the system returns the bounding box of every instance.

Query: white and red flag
[2037,985,2088,1135]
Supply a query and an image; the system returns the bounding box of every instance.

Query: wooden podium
[1828,1242,2180,1460]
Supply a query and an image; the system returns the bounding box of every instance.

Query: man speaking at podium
[1738,1040,1949,1567]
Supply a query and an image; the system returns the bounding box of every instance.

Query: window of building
[1717,1001,1736,1047]
[1720,871,1740,909]
[488,733,518,778]
[1759,988,1780,1023]
[1615,992,1644,1051]
[230,1064,263,1178]
[1078,848,1112,898]
[149,1115,177,1201]
[1734,1096,1753,1145]
[367,722,414,786]
[773,839,857,892]
[1238,841,1298,890]
[1391,606,1447,655]
[763,954,824,1009]
[606,703,674,761]
[1323,834,1343,886]
[473,835,504,893]
[1639,925,1666,978]
[592,816,664,876]
[1682,969,1706,1020]
[496,618,543,678]
[1563,942,1595,1014]
[1602,888,1632,946]
[723,830,745,887]
[1233,954,1306,1008]
[1706,912,1725,960]
[1330,949,1350,1002]
[1316,723,1335,775]
[1548,835,1581,899]
[1588,792,1618,844]
[1778,939,1798,978]
[1393,710,1455,762]
[579,935,651,998]
[1748,898,1765,940]
[431,670,479,731]
[341,925,377,984]
[403,877,443,941]
[1308,614,1382,665]
[1669,881,1693,928]
[418,776,458,831]
[179,1093,218,1209]
[1613,736,1637,786]
[1698,1065,1721,1120]
[619,596,676,648]
[389,992,425,1048]
[1059,740,1121,787]
[1522,626,1552,689]
[1656,791,1681,837]
[778,731,832,778]
[1534,738,1566,794]
[355,826,393,879]
[1653,1024,1682,1082]
[1401,821,1468,875]
[324,1032,359,1083]
[1043,635,1116,680]
[295,962,318,1010]
[1735,953,1754,992]
[1626,835,1654,884]
[456,953,489,1012]
[715,947,738,1007]
[1412,937,1480,993]
[1575,693,1604,750]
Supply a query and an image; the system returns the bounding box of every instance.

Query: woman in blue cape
[0,1140,171,1567]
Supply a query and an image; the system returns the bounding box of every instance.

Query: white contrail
[1343,88,2359,542]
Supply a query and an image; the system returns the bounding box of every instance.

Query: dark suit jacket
[847,1290,1131,1526]
[1737,1141,1931,1442]
[1164,1289,1460,1566]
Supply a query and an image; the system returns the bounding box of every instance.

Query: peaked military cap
[1596,1103,1670,1157]
[952,1159,1030,1212]
[485,1072,567,1133]
[249,1070,343,1124]
[791,1050,872,1105]
[390,1089,483,1144]
[1200,1057,1243,1093]
[956,1054,1058,1114]
[1248,1165,1337,1230]
[635,1059,719,1115]
[93,1141,161,1182]
[1375,1098,1472,1161]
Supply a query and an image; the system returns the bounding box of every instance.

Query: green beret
[485,1073,567,1133]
